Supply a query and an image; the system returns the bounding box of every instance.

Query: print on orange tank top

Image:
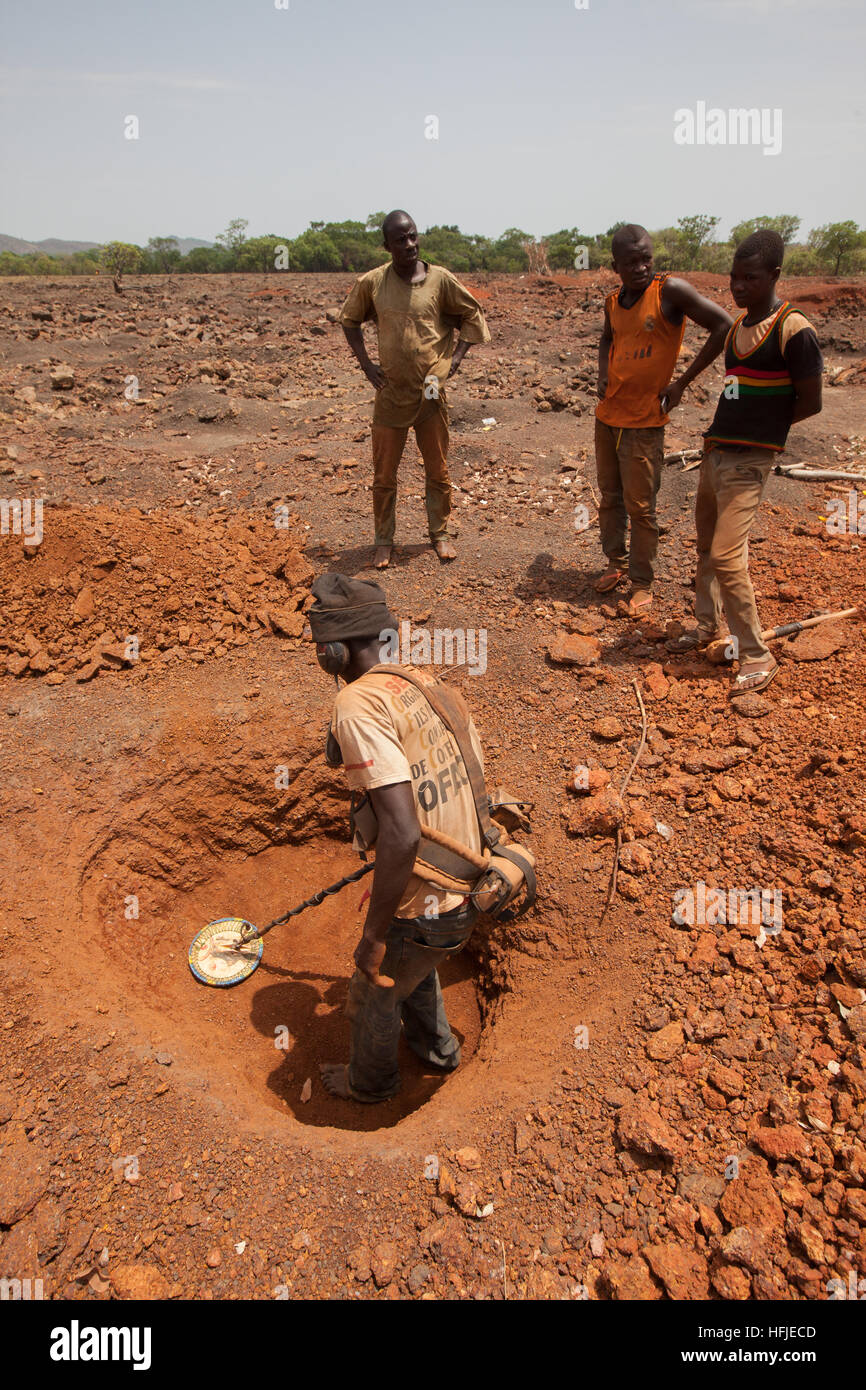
[596,273,686,429]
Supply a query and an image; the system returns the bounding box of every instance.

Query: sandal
[594,565,627,593]
[728,659,779,698]
[626,589,653,616]
[665,628,721,654]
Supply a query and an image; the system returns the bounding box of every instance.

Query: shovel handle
[761,607,859,641]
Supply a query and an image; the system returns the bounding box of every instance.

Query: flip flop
[626,590,653,616]
[594,566,627,593]
[729,660,779,699]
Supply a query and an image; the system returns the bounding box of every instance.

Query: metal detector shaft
[237,861,376,945]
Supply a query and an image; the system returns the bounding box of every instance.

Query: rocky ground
[0,270,864,1301]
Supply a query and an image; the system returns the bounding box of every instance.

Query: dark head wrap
[308,573,397,642]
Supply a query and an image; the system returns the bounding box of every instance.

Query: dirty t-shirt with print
[332,667,484,918]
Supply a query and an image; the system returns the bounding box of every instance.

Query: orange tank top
[596,273,685,429]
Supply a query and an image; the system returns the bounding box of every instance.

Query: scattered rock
[50,364,75,390]
[566,787,625,837]
[0,1139,50,1224]
[618,840,653,876]
[371,1240,398,1288]
[750,1124,809,1163]
[710,1262,751,1299]
[616,1102,684,1160]
[110,1263,171,1300]
[642,1243,710,1299]
[593,717,623,741]
[645,1021,684,1062]
[604,1255,662,1300]
[719,1157,784,1231]
[455,1146,482,1171]
[728,692,770,718]
[547,632,601,667]
[348,1245,372,1282]
[785,624,848,662]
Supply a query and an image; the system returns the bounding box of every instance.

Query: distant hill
[172,238,215,256]
[0,234,100,256]
[0,234,214,257]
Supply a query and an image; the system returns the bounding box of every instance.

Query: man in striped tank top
[669,230,823,695]
[595,224,732,615]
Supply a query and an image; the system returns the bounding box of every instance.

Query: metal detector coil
[188,917,264,988]
[187,861,376,988]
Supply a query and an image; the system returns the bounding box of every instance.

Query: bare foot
[319,1061,354,1099]
[373,545,392,569]
[318,1061,385,1104]
[433,537,457,562]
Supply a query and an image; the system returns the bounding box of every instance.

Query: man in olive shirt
[339,209,491,568]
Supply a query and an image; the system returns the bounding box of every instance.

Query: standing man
[308,573,485,1104]
[339,210,491,569]
[668,230,823,694]
[595,224,732,614]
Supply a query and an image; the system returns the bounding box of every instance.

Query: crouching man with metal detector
[308,573,535,1105]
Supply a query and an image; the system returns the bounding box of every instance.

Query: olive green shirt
[339,261,491,428]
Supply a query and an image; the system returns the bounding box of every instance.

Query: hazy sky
[2,0,863,245]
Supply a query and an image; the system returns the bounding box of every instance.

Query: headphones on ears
[316,641,350,676]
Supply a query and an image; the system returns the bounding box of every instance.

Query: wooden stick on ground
[598,678,648,928]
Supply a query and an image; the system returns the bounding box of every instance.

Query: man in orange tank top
[595,225,732,614]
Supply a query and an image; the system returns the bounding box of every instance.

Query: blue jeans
[346,904,477,1102]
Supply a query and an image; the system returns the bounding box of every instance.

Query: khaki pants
[372,402,451,546]
[694,446,775,663]
[594,420,664,588]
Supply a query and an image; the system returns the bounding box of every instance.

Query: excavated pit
[76,717,509,1134]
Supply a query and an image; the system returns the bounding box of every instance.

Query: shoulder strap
[366,665,502,850]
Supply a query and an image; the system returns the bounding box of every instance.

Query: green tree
[236,235,291,273]
[783,245,820,276]
[317,220,387,272]
[487,228,531,272]
[646,226,684,271]
[215,218,249,264]
[0,251,29,275]
[179,246,223,273]
[289,230,342,271]
[676,215,720,269]
[99,240,142,292]
[808,220,864,275]
[543,228,579,270]
[145,236,181,272]
[729,215,801,247]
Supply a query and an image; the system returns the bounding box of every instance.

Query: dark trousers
[346,904,477,1102]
